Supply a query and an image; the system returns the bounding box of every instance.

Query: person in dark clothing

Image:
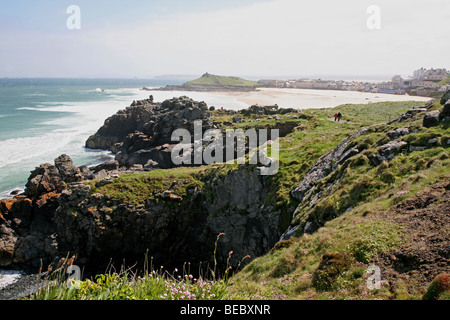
[337,112,342,122]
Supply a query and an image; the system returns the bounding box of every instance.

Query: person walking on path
[337,112,342,122]
[334,113,338,121]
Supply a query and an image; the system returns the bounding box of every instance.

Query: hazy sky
[1,0,449,78]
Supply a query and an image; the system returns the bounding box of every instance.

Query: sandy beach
[210,88,433,110]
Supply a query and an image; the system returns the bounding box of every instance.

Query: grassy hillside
[226,100,449,300]
[185,73,262,87]
[27,100,449,301]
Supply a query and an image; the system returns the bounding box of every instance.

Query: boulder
[439,101,450,121]
[440,90,450,105]
[423,110,440,128]
[25,155,84,198]
[25,163,64,198]
[387,128,410,139]
[54,154,83,183]
[371,140,408,165]
[90,160,119,174]
[232,116,244,123]
[95,176,116,188]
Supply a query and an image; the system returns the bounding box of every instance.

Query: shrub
[423,273,450,300]
[312,252,352,291]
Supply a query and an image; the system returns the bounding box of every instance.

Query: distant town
[258,67,450,97]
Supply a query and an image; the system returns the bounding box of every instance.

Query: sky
[0,0,449,79]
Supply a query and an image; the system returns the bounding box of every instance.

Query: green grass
[225,101,449,300]
[27,257,232,301]
[26,235,245,300]
[437,75,450,86]
[28,99,449,300]
[185,73,262,87]
[86,166,208,205]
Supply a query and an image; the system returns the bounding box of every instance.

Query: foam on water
[0,81,250,195]
[0,270,23,290]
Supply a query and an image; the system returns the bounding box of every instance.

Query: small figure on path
[334,113,338,121]
[337,112,342,122]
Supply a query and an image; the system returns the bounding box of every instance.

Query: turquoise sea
[0,78,249,198]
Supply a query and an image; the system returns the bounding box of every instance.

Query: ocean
[0,78,249,199]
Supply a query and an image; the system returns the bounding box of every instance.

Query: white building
[413,67,448,80]
[412,80,438,89]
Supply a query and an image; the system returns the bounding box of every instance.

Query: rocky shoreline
[0,270,42,300]
[0,96,302,277]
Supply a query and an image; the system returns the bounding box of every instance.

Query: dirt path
[327,117,356,124]
[374,177,450,295]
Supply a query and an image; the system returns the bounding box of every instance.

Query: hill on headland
[154,73,263,92]
[185,73,262,87]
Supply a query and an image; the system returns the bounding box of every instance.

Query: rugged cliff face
[0,156,289,274]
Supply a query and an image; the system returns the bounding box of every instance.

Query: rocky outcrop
[371,141,408,165]
[423,102,450,128]
[0,152,290,273]
[290,127,368,203]
[85,96,213,169]
[0,155,89,268]
[86,99,156,151]
[85,97,304,171]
